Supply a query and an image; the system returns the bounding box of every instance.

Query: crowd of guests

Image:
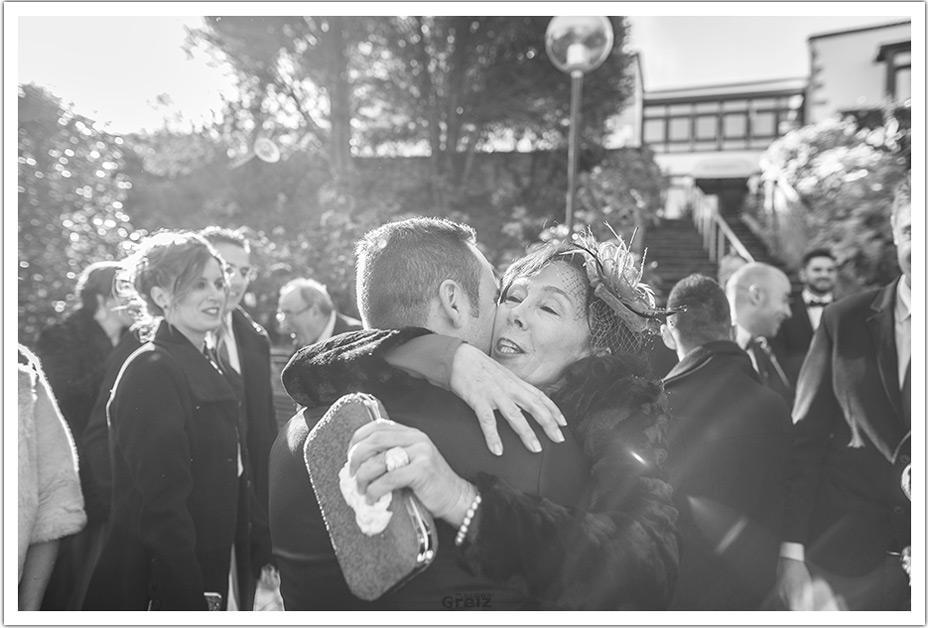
[17,174,911,612]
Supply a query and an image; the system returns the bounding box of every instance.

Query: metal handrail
[689,185,755,264]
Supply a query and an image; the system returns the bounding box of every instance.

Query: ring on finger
[384,446,410,471]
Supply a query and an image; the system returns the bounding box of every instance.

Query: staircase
[643,213,799,302]
[643,219,718,300]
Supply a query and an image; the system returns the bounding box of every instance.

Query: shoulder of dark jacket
[122,322,238,403]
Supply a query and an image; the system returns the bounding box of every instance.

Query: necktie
[806,298,829,307]
[750,337,792,398]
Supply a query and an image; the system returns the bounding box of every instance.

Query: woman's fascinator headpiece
[563,226,681,355]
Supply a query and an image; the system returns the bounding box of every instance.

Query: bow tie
[806,298,830,307]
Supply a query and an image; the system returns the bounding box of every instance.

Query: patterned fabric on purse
[304,393,437,601]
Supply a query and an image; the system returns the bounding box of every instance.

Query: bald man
[726,262,793,402]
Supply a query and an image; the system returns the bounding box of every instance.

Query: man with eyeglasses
[276,278,361,350]
[200,226,276,610]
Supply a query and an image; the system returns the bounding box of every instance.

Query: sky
[626,15,910,91]
[11,5,917,135]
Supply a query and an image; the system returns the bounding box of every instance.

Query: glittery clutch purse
[304,393,437,601]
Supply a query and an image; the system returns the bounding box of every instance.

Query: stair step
[643,219,719,296]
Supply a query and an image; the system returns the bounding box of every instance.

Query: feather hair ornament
[563,225,679,334]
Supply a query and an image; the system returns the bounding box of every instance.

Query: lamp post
[545,16,614,236]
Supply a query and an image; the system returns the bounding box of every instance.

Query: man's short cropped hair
[355,217,482,329]
[667,273,732,346]
[801,248,836,268]
[280,278,334,316]
[200,226,250,253]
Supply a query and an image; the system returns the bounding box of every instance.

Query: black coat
[79,313,275,527]
[270,328,679,610]
[229,307,278,513]
[84,322,255,610]
[34,308,120,438]
[770,292,817,388]
[80,330,143,523]
[785,280,909,587]
[663,340,792,610]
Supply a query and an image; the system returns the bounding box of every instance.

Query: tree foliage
[19,17,655,343]
[760,109,910,292]
[187,16,633,207]
[18,84,141,342]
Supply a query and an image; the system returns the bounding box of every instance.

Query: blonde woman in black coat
[84,231,267,611]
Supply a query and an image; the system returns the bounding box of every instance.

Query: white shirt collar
[735,324,753,350]
[801,288,833,305]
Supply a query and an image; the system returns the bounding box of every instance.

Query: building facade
[619,20,912,218]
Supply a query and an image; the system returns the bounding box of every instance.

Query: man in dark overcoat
[661,274,792,610]
[268,218,594,610]
[777,176,912,611]
[201,227,277,608]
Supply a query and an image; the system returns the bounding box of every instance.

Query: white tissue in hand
[339,462,393,535]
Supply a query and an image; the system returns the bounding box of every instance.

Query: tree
[359,17,632,204]
[760,111,909,292]
[188,16,361,187]
[188,16,634,208]
[572,145,667,248]
[18,84,140,343]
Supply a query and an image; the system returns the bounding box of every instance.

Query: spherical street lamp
[545,16,614,235]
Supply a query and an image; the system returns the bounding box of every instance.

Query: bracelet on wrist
[454,491,482,547]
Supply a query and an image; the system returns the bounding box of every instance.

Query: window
[723,113,747,139]
[750,97,777,110]
[643,118,665,145]
[695,115,717,140]
[695,101,719,114]
[722,99,747,112]
[669,117,690,142]
[877,42,912,102]
[751,111,776,137]
[644,105,667,118]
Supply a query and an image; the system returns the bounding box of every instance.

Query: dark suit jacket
[230,307,278,512]
[84,322,257,610]
[269,377,590,610]
[34,308,122,438]
[663,341,791,610]
[771,292,817,387]
[784,279,910,579]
